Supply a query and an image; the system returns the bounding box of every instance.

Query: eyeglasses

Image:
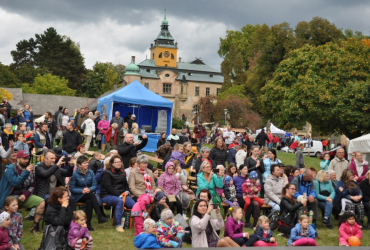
[114,161,122,164]
[289,188,296,190]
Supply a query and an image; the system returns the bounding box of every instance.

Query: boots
[31,222,40,233]
[101,143,106,152]
[98,214,108,224]
[87,222,94,231]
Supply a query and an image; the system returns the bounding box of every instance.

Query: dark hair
[192,199,208,219]
[46,111,52,118]
[62,107,68,115]
[159,132,166,142]
[48,186,68,205]
[309,167,317,174]
[341,169,360,193]
[282,183,296,204]
[271,164,280,174]
[152,167,158,173]
[227,163,238,176]
[108,155,123,170]
[15,131,24,141]
[41,122,48,127]
[77,144,85,152]
[198,189,211,201]
[284,165,294,176]
[239,164,248,171]
[129,157,137,167]
[59,106,63,111]
[269,149,277,161]
[338,211,357,227]
[77,155,89,165]
[324,153,330,158]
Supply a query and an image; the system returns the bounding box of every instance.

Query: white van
[302,140,323,157]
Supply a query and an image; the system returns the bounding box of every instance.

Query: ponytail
[225,206,241,221]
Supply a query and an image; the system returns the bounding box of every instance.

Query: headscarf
[143,218,156,232]
[154,191,166,202]
[0,211,10,225]
[160,209,174,221]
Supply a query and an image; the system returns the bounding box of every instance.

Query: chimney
[151,43,153,48]
[179,57,182,63]
[131,56,135,63]
[175,42,178,47]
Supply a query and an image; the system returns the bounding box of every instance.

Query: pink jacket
[0,227,10,250]
[67,221,90,244]
[132,194,152,217]
[224,216,245,239]
[349,161,368,183]
[338,222,362,241]
[97,120,110,134]
[267,134,273,144]
[242,178,261,198]
[157,162,181,196]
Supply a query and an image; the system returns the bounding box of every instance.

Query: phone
[63,157,71,162]
[213,168,220,174]
[213,204,219,209]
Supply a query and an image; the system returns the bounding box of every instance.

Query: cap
[131,114,136,118]
[17,150,30,158]
[165,141,170,146]
[249,171,257,179]
[53,147,63,157]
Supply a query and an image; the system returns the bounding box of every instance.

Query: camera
[138,135,143,140]
[213,168,220,174]
[213,204,219,209]
[63,157,71,162]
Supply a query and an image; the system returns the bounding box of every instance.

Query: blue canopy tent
[97,80,173,152]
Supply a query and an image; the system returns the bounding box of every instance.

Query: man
[127,114,136,131]
[264,165,285,212]
[223,126,235,149]
[124,112,132,123]
[76,108,88,132]
[62,121,83,156]
[0,98,12,123]
[227,137,239,150]
[255,129,270,148]
[35,149,75,211]
[295,142,306,168]
[328,148,349,180]
[0,150,45,232]
[177,126,189,144]
[193,121,206,148]
[44,111,57,145]
[235,144,247,168]
[34,123,53,154]
[154,141,171,160]
[167,128,180,147]
[292,169,319,226]
[305,135,313,157]
[243,135,255,152]
[118,133,148,169]
[227,145,239,165]
[54,106,63,124]
[111,111,124,133]
[211,122,219,142]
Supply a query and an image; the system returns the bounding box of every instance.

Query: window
[210,74,213,78]
[171,53,174,59]
[206,87,210,96]
[146,69,150,73]
[193,104,199,113]
[188,72,192,76]
[195,86,199,96]
[181,85,183,94]
[152,53,154,59]
[159,52,162,58]
[158,110,168,133]
[217,88,221,96]
[144,82,149,89]
[163,83,171,94]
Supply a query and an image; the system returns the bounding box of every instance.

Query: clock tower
[150,9,178,68]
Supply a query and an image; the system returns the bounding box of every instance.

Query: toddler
[338,211,362,246]
[223,176,239,207]
[0,211,11,250]
[253,215,277,247]
[242,171,264,213]
[134,218,161,249]
[149,191,168,222]
[3,197,24,250]
[67,210,93,250]
[287,215,317,246]
[339,181,362,216]
[156,209,185,248]
[132,193,152,235]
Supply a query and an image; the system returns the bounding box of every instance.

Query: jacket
[359,177,370,202]
[328,156,350,181]
[242,178,260,198]
[196,172,223,197]
[235,150,246,168]
[279,196,303,226]
[44,204,73,233]
[334,180,363,206]
[320,160,330,171]
[209,147,227,166]
[82,118,95,136]
[149,202,169,222]
[167,134,180,148]
[128,167,156,198]
[8,212,22,245]
[13,141,29,153]
[233,174,248,197]
[263,158,281,182]
[349,160,368,183]
[94,116,101,136]
[227,147,237,165]
[244,157,265,180]
[287,223,316,245]
[22,109,34,129]
[131,194,152,216]
[295,149,304,167]
[62,130,82,154]
[291,174,316,199]
[34,131,52,153]
[100,168,129,198]
[95,168,104,194]
[224,216,245,239]
[0,164,31,208]
[156,219,185,248]
[9,164,34,200]
[223,184,237,202]
[35,162,74,199]
[194,157,216,173]
[314,180,335,201]
[154,145,171,159]
[193,125,206,139]
[118,128,129,145]
[190,213,224,248]
[158,163,181,196]
[134,233,161,249]
[338,221,362,241]
[67,221,90,244]
[0,132,11,151]
[110,117,124,132]
[157,138,166,149]
[168,150,185,167]
[118,138,148,169]
[255,132,269,145]
[76,114,88,130]
[264,174,285,205]
[69,169,97,202]
[255,225,274,242]
[104,127,117,144]
[0,227,10,250]
[88,158,103,174]
[97,120,110,134]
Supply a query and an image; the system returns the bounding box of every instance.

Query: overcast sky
[1,0,370,70]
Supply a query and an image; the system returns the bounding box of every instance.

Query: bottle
[309,210,313,224]
[121,216,126,228]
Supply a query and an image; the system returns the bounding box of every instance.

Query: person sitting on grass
[338,211,362,246]
[287,215,317,246]
[0,211,11,250]
[3,197,25,250]
[253,215,277,247]
[242,171,264,228]
[156,209,185,248]
[67,210,93,250]
[134,219,161,249]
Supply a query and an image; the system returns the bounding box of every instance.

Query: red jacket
[193,125,206,138]
[290,141,298,150]
[104,127,117,144]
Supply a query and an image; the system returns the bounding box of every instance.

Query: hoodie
[67,221,90,245]
[131,193,152,217]
[157,162,181,196]
[134,233,161,249]
[287,223,316,245]
[224,216,245,239]
[82,118,95,136]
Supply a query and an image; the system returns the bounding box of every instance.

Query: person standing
[34,123,53,154]
[123,112,132,123]
[244,146,265,195]
[255,129,269,148]
[94,111,101,149]
[266,130,273,149]
[349,152,368,183]
[111,111,124,138]
[62,122,83,156]
[76,108,88,132]
[328,148,350,181]
[82,114,95,152]
[97,114,110,152]
[295,142,305,168]
[209,137,227,167]
[0,98,12,123]
[223,126,235,149]
[235,144,247,168]
[44,112,57,146]
[118,133,148,169]
[127,114,136,131]
[54,106,63,125]
[305,135,313,157]
[193,121,206,148]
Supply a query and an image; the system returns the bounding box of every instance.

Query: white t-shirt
[224,130,235,144]
[235,150,247,168]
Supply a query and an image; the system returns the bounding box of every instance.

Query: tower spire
[162,9,168,26]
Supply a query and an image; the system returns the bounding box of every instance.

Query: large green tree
[0,63,20,87]
[261,39,370,139]
[23,73,76,96]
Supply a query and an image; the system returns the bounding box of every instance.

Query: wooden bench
[261,204,271,215]
[190,185,198,193]
[187,176,197,188]
[143,154,164,164]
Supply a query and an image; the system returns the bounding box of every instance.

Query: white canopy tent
[348,133,370,162]
[256,123,286,136]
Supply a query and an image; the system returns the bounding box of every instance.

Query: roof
[138,59,221,73]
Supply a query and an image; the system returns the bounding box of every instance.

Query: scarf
[4,130,13,136]
[78,167,89,175]
[355,159,368,177]
[139,168,153,195]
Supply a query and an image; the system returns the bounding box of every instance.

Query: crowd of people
[0,102,366,249]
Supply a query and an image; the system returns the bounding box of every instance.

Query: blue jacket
[95,168,104,194]
[292,174,316,199]
[233,174,248,198]
[287,223,316,245]
[69,169,97,202]
[134,233,161,249]
[0,164,31,207]
[262,158,281,183]
[227,147,236,165]
[334,180,363,206]
[255,225,274,243]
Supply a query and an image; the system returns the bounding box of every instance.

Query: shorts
[18,195,44,208]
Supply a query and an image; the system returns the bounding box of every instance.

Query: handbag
[167,195,177,202]
[55,129,63,140]
[319,182,331,197]
[96,134,102,141]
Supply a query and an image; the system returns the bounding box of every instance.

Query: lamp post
[224,109,228,126]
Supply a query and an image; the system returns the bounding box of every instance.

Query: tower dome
[124,56,141,76]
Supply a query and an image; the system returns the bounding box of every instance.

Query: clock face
[164,51,170,58]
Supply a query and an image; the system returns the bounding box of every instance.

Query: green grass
[22,149,369,249]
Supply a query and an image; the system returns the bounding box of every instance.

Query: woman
[0,108,5,130]
[157,132,167,149]
[158,162,182,215]
[13,132,29,152]
[196,161,223,207]
[262,149,281,183]
[226,163,238,178]
[105,123,118,151]
[97,114,110,152]
[190,200,239,248]
[194,147,216,173]
[124,157,137,181]
[245,146,265,195]
[73,144,86,160]
[0,98,11,123]
[44,187,73,237]
[320,153,331,171]
[350,152,368,183]
[82,114,96,151]
[183,141,196,175]
[128,155,156,199]
[88,151,103,174]
[209,137,227,167]
[22,104,34,130]
[100,155,135,232]
[14,109,27,126]
[118,122,129,145]
[359,170,370,230]
[1,123,13,150]
[132,128,140,143]
[70,155,108,230]
[278,183,307,237]
[56,108,69,146]
[314,170,335,229]
[169,144,185,167]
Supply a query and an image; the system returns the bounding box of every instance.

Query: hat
[143,218,156,232]
[249,171,257,179]
[17,150,30,158]
[154,191,166,202]
[89,114,95,119]
[224,175,232,185]
[53,147,63,157]
[131,114,136,118]
[161,209,174,221]
[0,211,10,224]
[165,141,171,146]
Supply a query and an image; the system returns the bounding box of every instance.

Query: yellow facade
[150,46,177,68]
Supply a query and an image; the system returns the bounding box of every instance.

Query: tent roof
[348,133,370,154]
[98,80,173,108]
[256,123,286,135]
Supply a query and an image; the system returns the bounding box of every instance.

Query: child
[149,191,168,222]
[156,209,185,248]
[67,210,93,250]
[253,215,277,247]
[339,180,363,216]
[224,206,258,246]
[287,215,317,246]
[338,211,362,246]
[0,211,11,250]
[223,176,239,207]
[132,193,152,236]
[290,167,300,183]
[152,168,159,187]
[241,171,264,214]
[3,197,25,250]
[134,219,161,249]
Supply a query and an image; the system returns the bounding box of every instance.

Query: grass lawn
[21,149,369,249]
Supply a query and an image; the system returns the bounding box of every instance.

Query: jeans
[267,200,281,212]
[318,200,333,225]
[268,143,272,149]
[199,137,205,150]
[101,195,135,226]
[232,235,258,246]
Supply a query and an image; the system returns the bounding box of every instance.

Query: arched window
[159,52,162,58]
[171,53,174,59]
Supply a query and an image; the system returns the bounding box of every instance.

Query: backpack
[267,210,279,231]
[38,225,70,250]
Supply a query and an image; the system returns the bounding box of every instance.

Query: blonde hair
[73,210,87,222]
[225,206,242,221]
[299,214,309,222]
[257,215,269,226]
[317,170,328,183]
[132,128,139,134]
[111,123,118,129]
[132,123,139,129]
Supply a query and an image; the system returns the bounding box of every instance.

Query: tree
[13,64,50,85]
[197,95,217,122]
[22,73,76,96]
[0,63,20,87]
[261,39,370,139]
[0,88,13,101]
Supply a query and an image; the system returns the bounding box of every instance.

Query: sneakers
[323,217,328,224]
[244,222,253,229]
[116,226,125,233]
[339,210,345,216]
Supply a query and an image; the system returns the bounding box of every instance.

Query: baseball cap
[131,114,136,118]
[17,150,30,158]
[165,141,171,146]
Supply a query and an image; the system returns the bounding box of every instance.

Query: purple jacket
[233,174,248,197]
[67,221,90,244]
[158,162,181,196]
[0,227,10,250]
[224,216,244,239]
[169,151,185,166]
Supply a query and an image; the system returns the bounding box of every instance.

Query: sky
[1,0,370,70]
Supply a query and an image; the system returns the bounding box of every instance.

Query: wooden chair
[261,204,271,215]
